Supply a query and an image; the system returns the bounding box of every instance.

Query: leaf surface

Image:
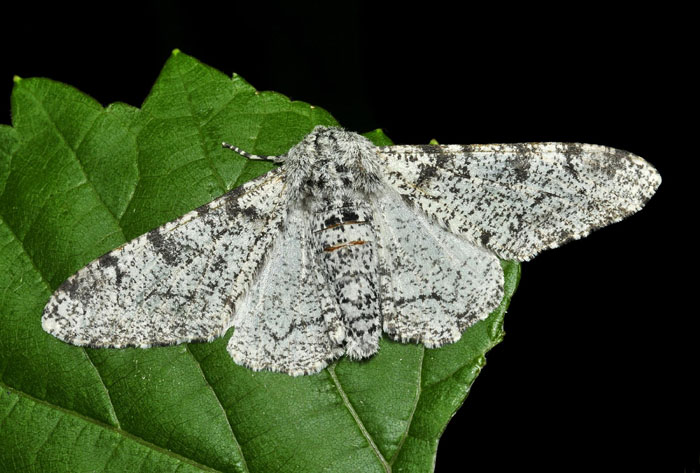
[0,51,519,472]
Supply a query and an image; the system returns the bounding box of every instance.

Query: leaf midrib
[327,364,391,472]
[389,346,424,466]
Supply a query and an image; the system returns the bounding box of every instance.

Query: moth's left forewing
[377,143,661,261]
[42,167,290,349]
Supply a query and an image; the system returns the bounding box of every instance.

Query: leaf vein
[173,59,227,195]
[0,214,125,449]
[423,353,486,391]
[389,346,424,465]
[185,345,250,473]
[21,86,126,237]
[1,381,223,473]
[83,349,122,428]
[327,364,391,473]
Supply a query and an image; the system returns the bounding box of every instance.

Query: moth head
[284,125,383,201]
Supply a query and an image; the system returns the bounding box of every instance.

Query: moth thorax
[284,126,383,201]
[291,159,381,201]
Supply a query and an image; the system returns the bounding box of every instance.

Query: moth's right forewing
[42,168,289,349]
[378,143,661,261]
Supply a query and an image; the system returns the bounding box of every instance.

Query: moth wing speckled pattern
[42,167,289,349]
[377,143,661,261]
[373,189,504,347]
[227,207,345,376]
[41,126,661,377]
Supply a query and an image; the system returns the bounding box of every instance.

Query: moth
[42,126,661,376]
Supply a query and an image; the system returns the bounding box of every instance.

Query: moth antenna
[222,142,285,163]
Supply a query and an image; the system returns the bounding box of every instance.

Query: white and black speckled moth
[42,126,661,376]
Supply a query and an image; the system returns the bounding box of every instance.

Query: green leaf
[0,51,520,472]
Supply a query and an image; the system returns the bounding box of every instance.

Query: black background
[2,2,695,472]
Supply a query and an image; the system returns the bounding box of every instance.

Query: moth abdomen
[312,201,381,359]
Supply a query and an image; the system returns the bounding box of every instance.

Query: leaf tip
[363,128,394,146]
[13,75,22,84]
[171,48,181,56]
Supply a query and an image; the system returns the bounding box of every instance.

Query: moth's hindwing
[373,189,504,347]
[227,207,345,376]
